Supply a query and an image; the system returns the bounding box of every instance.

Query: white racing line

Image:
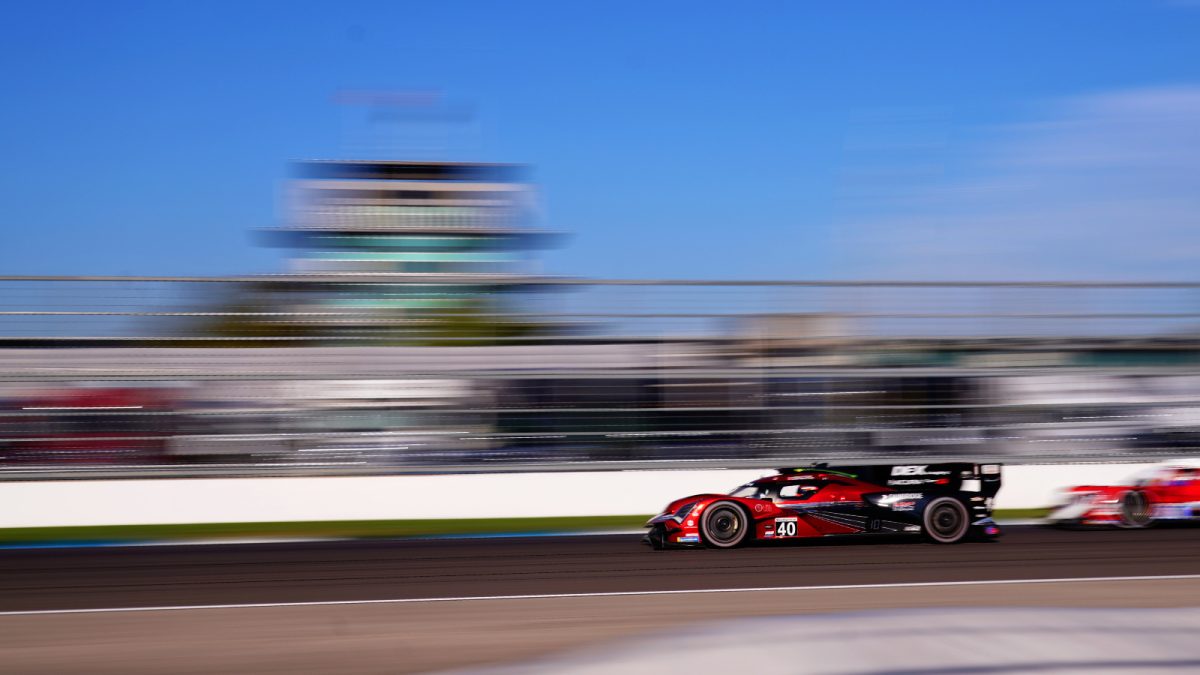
[4,574,1199,617]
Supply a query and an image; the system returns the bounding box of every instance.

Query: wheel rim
[1121,491,1151,527]
[707,507,742,545]
[929,502,965,540]
[933,507,961,534]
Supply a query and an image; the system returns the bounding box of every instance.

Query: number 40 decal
[776,519,798,537]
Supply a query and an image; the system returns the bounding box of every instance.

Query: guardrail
[1,276,1198,478]
[3,275,1200,342]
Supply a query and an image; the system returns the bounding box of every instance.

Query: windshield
[1125,466,1198,487]
[1123,467,1166,487]
[729,483,772,499]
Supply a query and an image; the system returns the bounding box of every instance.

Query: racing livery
[644,463,1002,549]
[1047,461,1200,528]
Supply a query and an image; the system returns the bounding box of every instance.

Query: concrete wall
[0,463,1163,529]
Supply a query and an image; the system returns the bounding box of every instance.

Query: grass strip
[0,508,1050,544]
[993,507,1051,520]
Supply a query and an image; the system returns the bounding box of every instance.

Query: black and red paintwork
[644,463,1002,549]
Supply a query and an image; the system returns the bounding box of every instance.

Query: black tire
[1117,490,1153,529]
[643,525,667,550]
[700,501,750,549]
[923,497,970,544]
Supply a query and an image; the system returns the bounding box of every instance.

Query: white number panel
[775,517,798,537]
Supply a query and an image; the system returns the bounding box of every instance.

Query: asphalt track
[3,525,1200,613]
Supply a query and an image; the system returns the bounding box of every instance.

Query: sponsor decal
[889,479,936,486]
[982,464,1001,475]
[1153,504,1192,520]
[677,534,700,543]
[891,465,951,476]
[686,520,694,527]
[754,504,764,513]
[904,525,921,532]
[877,493,922,510]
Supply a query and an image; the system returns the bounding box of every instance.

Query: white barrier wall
[0,463,1159,529]
[1001,463,1157,510]
[1,470,769,528]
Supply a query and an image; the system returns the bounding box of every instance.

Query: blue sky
[2,1,1200,280]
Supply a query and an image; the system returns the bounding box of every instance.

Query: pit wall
[0,463,1160,529]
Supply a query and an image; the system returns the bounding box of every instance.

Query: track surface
[3,525,1199,613]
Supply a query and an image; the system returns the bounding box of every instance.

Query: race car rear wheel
[700,501,749,549]
[923,497,970,544]
[1117,490,1152,529]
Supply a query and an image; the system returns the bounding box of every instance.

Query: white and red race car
[1047,461,1200,528]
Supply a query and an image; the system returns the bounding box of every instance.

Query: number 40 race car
[644,463,1002,549]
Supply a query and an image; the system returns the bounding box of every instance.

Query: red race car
[643,463,1002,549]
[1047,461,1200,528]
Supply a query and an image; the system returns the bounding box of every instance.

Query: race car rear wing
[780,463,1002,498]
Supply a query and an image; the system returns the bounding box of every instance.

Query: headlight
[673,501,698,520]
[1057,490,1096,506]
[1055,488,1081,502]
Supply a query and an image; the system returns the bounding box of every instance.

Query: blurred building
[735,313,857,367]
[240,160,561,342]
[279,160,545,276]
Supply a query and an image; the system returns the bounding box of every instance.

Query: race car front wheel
[923,497,969,544]
[1117,490,1152,529]
[644,525,667,550]
[700,501,749,549]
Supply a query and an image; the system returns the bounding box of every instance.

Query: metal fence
[2,276,1199,479]
[4,275,1200,342]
